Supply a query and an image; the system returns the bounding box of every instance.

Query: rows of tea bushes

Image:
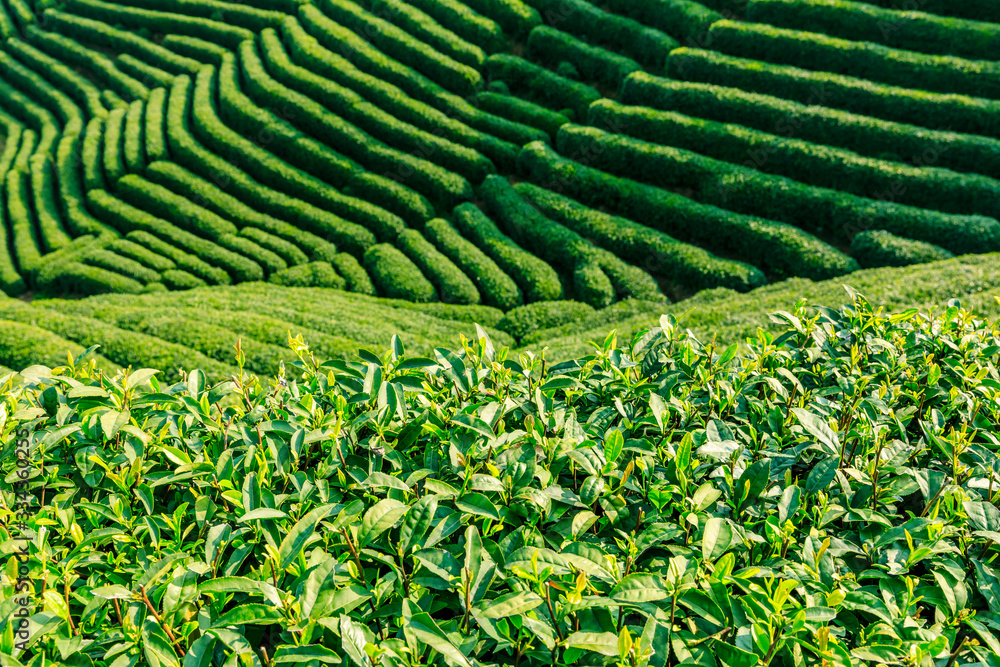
[0,0,998,322]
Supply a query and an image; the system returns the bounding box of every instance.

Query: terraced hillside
[0,0,996,308]
[4,252,1000,381]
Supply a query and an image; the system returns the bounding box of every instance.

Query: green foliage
[588,100,1000,253]
[39,9,201,75]
[749,0,1000,62]
[165,75,376,257]
[850,230,954,269]
[514,182,766,295]
[364,0,486,68]
[108,238,176,272]
[402,0,508,53]
[621,72,1000,181]
[481,175,661,307]
[453,202,563,303]
[602,0,721,42]
[79,247,161,285]
[30,155,71,253]
[474,91,568,138]
[8,291,1000,666]
[247,34,478,209]
[497,299,594,339]
[424,218,523,310]
[864,0,1000,22]
[125,230,230,286]
[332,253,377,296]
[6,169,42,279]
[295,7,541,147]
[397,229,481,305]
[282,16,525,171]
[667,47,1000,139]
[526,0,679,68]
[709,19,1000,100]
[315,0,482,96]
[269,261,348,290]
[239,227,309,268]
[459,0,541,38]
[526,26,641,88]
[520,137,857,281]
[144,161,340,265]
[364,243,438,302]
[484,54,601,121]
[108,0,284,31]
[61,0,254,48]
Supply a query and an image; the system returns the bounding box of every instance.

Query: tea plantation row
[0,0,998,313]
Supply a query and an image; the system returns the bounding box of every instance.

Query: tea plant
[2,290,999,666]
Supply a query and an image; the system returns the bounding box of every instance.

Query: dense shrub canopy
[5,292,1000,666]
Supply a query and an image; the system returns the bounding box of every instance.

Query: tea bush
[5,291,1000,666]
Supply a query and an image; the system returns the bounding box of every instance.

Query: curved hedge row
[28,25,149,103]
[190,65,410,241]
[86,189,264,283]
[396,229,480,304]
[458,0,540,39]
[0,174,26,294]
[7,32,106,120]
[524,0,679,69]
[29,155,71,253]
[269,261,347,289]
[115,174,237,240]
[850,230,954,269]
[144,161,339,264]
[402,0,507,53]
[514,182,766,294]
[165,76,375,256]
[566,117,999,256]
[603,0,721,42]
[282,17,523,171]
[364,243,437,302]
[364,0,486,68]
[6,169,42,278]
[709,20,1000,101]
[79,247,161,285]
[591,100,1000,222]
[108,238,177,272]
[55,132,111,237]
[239,227,308,267]
[144,87,169,163]
[315,0,481,96]
[262,29,493,185]
[218,234,287,277]
[62,0,254,49]
[620,73,1000,181]
[125,230,230,286]
[102,107,127,184]
[249,34,481,204]
[161,269,207,290]
[295,8,542,147]
[219,51,436,229]
[123,100,145,174]
[483,54,600,120]
[525,26,642,88]
[481,175,662,307]
[667,48,1000,140]
[423,218,522,310]
[474,91,567,138]
[497,299,594,340]
[747,0,1000,62]
[519,138,858,281]
[41,9,202,76]
[865,0,1000,22]
[330,253,376,295]
[110,0,284,31]
[452,202,563,303]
